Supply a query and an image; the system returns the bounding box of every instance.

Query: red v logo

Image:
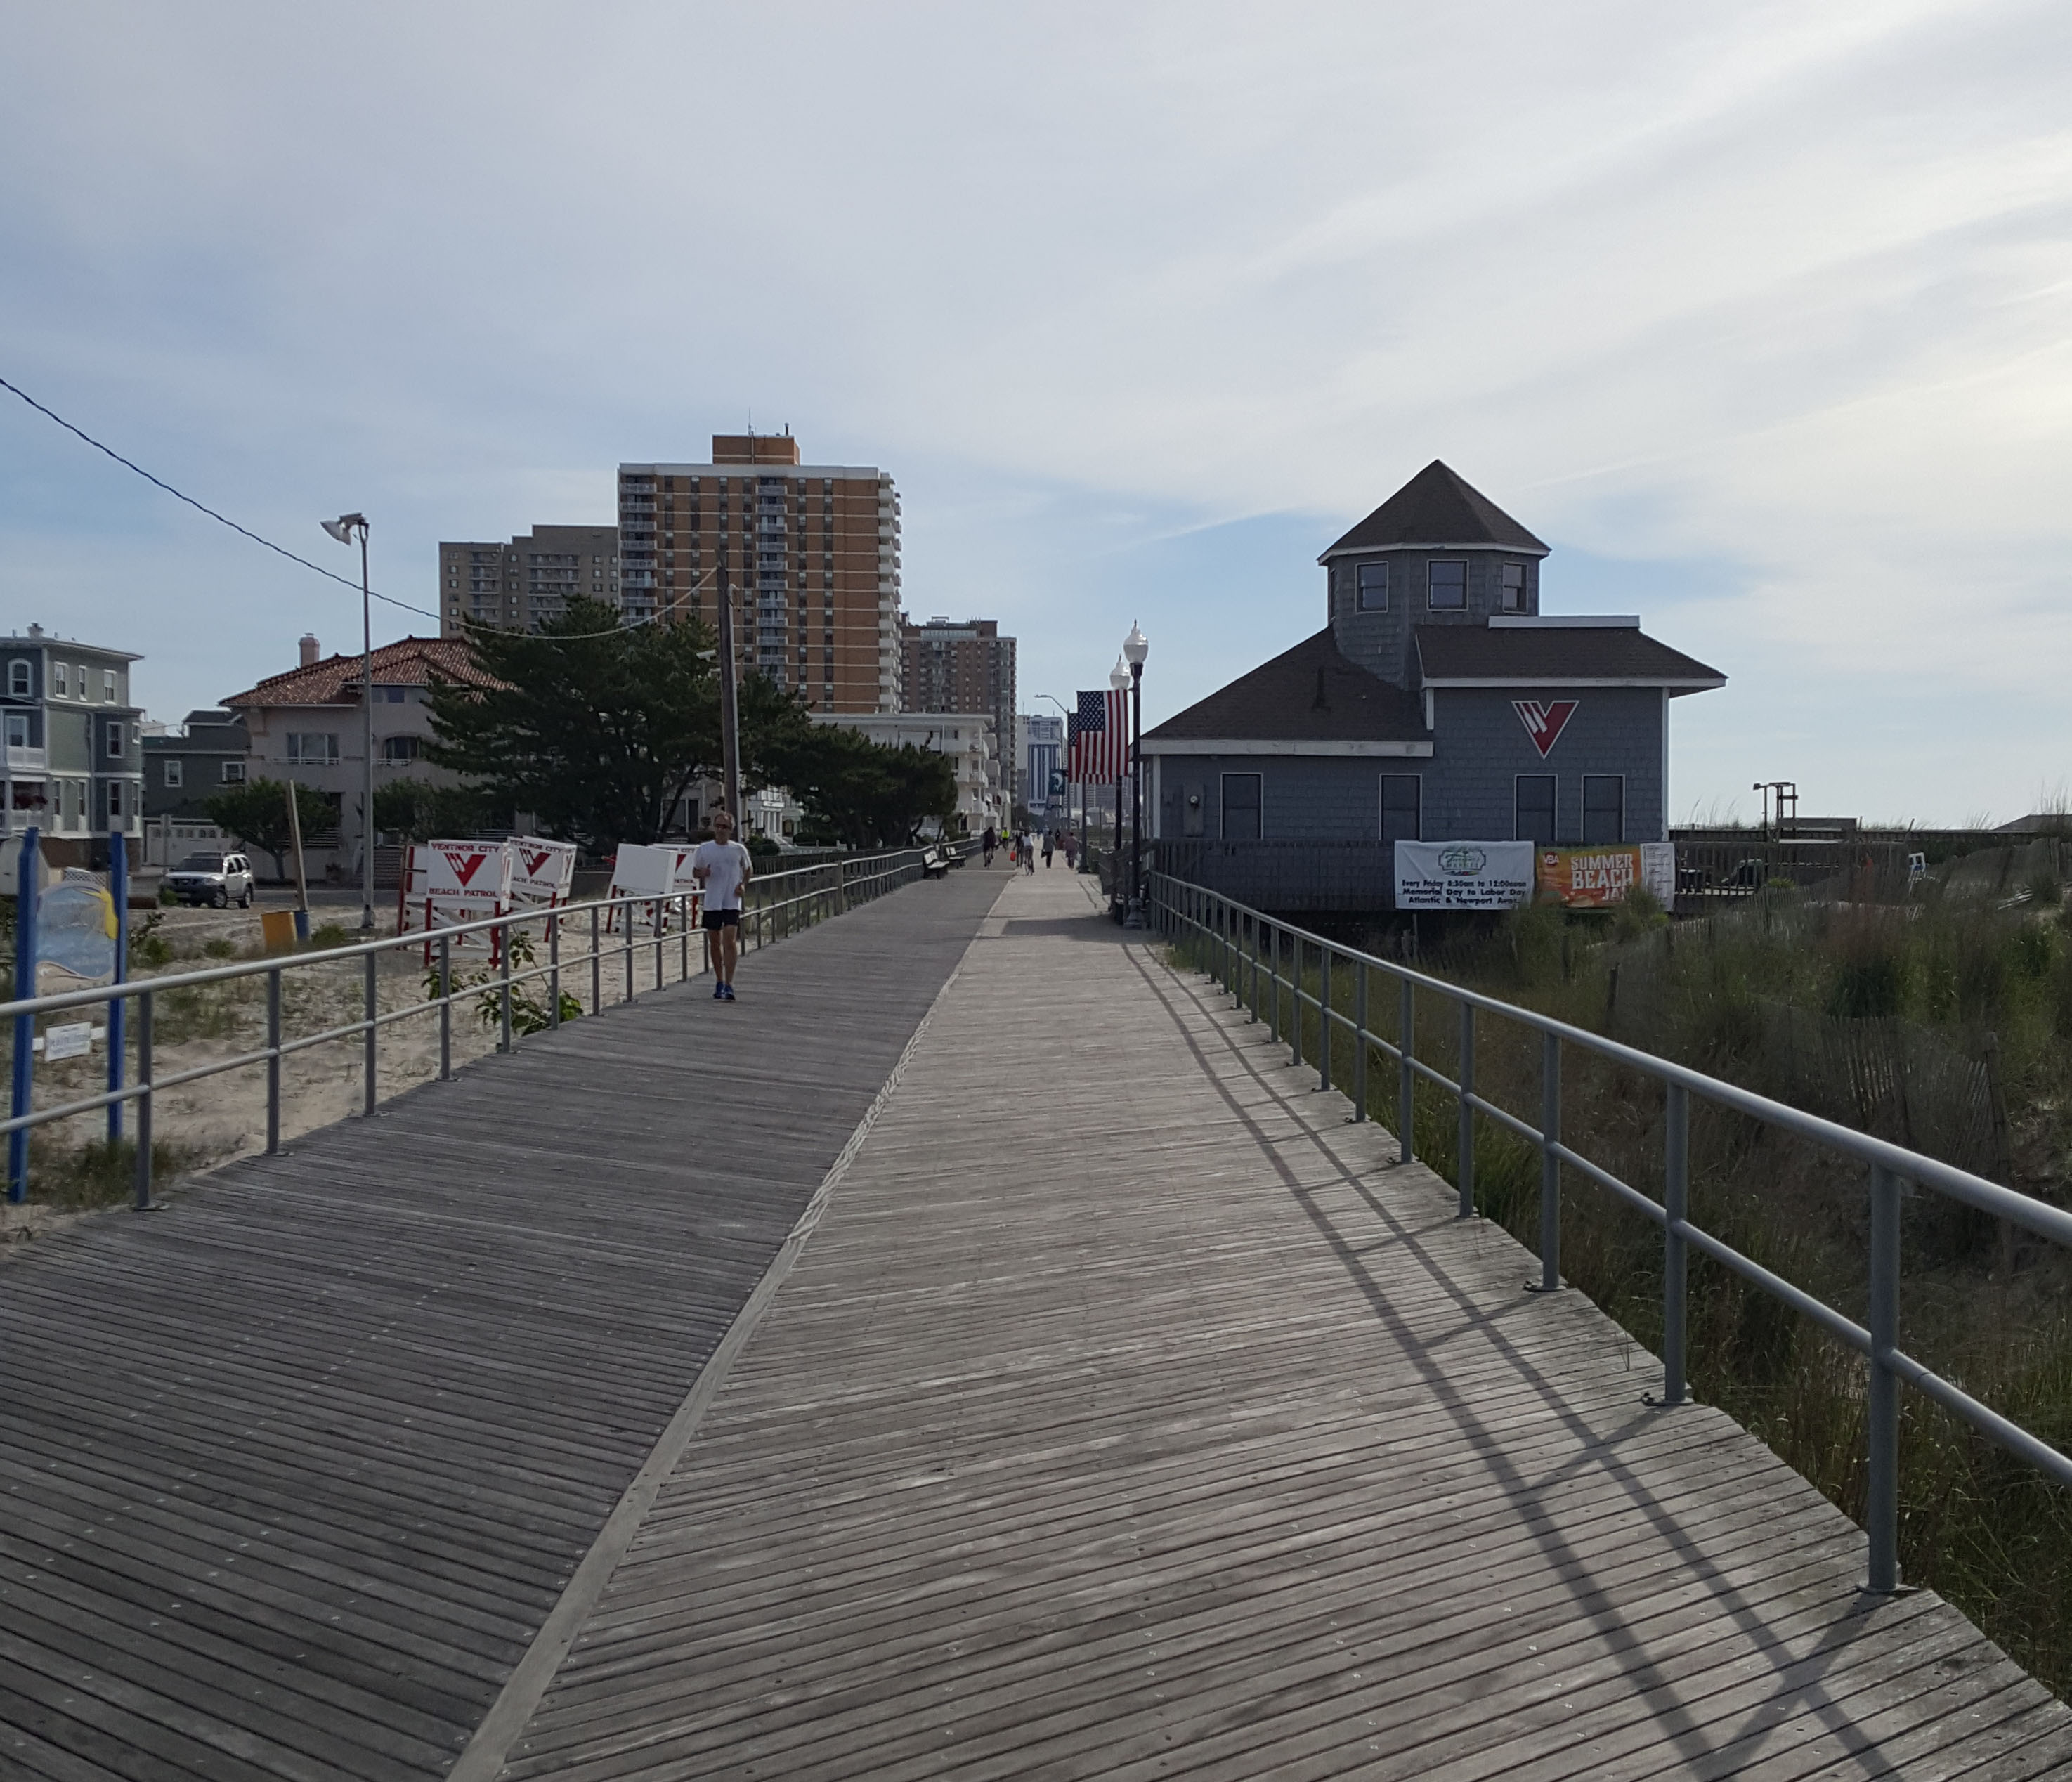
[1513,699,1579,758]
[443,849,486,886]
[522,850,552,877]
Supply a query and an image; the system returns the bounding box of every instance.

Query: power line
[0,371,726,646]
[0,372,443,621]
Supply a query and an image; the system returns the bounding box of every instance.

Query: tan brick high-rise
[618,435,901,713]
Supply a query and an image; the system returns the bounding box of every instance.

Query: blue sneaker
[713,982,726,999]
[721,984,736,1001]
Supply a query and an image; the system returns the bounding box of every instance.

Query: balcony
[5,745,46,774]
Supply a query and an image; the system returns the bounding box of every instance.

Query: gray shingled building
[1144,462,1724,910]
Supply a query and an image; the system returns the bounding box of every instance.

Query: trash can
[260,910,298,952]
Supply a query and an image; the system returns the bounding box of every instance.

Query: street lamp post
[1108,656,1129,908]
[1123,623,1149,929]
[321,514,374,932]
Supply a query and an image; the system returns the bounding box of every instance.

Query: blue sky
[4,0,2070,824]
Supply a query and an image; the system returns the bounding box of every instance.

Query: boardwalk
[0,866,1004,1781]
[495,870,2071,1781]
[4,864,2069,1778]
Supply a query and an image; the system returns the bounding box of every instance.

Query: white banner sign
[608,843,684,900]
[507,836,577,904]
[418,839,514,902]
[1394,840,1535,910]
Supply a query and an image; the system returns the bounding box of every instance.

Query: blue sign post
[107,838,126,1142]
[9,826,39,1203]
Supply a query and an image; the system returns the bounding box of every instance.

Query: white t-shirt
[691,840,752,911]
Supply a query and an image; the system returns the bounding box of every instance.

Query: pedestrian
[691,808,752,1002]
[1022,829,1036,875]
[1064,829,1077,869]
[982,824,997,868]
[1043,829,1055,869]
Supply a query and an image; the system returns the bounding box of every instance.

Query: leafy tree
[771,728,958,850]
[203,779,335,880]
[373,779,497,843]
[426,598,814,854]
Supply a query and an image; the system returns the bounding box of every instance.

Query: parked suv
[165,852,256,909]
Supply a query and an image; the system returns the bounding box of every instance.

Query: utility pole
[717,564,742,824]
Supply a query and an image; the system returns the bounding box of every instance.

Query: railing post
[265,967,282,1155]
[1457,1003,1475,1218]
[498,921,514,1054]
[438,932,453,1082]
[654,903,665,991]
[1868,1162,1903,1592]
[1534,1032,1561,1291]
[1660,1081,1689,1405]
[549,910,561,1030]
[132,990,155,1210]
[1248,915,1258,1021]
[1268,925,1281,1043]
[622,900,634,1003]
[363,948,378,1117]
[589,904,601,1013]
[1318,947,1332,1092]
[1289,934,1303,1069]
[1353,961,1368,1122]
[1397,977,1414,1166]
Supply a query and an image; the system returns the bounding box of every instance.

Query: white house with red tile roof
[220,635,500,880]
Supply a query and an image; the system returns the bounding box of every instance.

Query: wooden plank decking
[490,868,2072,1781]
[0,866,1007,1781]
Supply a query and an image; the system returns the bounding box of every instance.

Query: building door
[1220,772,1262,840]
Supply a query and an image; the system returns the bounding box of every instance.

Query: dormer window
[1501,564,1525,612]
[1428,561,1468,610]
[1356,562,1388,612]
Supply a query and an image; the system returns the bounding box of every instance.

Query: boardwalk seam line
[447,949,974,1782]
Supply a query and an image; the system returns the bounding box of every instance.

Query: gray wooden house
[1145,462,1724,911]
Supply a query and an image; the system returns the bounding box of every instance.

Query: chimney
[299,633,320,668]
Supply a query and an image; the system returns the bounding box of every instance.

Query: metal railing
[1149,872,2072,1594]
[4,846,956,1210]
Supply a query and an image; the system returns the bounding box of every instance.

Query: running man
[691,809,753,1001]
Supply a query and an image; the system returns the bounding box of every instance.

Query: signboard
[400,839,515,954]
[1536,843,1675,908]
[36,882,118,987]
[507,836,576,906]
[43,1022,96,1062]
[1513,700,1578,757]
[1394,840,1535,910]
[608,843,681,899]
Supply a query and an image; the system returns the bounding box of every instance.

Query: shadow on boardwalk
[0,867,1006,1781]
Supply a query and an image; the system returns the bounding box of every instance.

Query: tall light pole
[1109,656,1129,909]
[321,513,374,932]
[1123,622,1149,928]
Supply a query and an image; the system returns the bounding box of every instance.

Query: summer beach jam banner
[1393,841,1536,910]
[1536,844,1676,908]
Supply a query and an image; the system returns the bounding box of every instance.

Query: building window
[1221,772,1263,840]
[1357,561,1389,613]
[1583,775,1624,845]
[221,760,246,785]
[51,663,67,698]
[1516,775,1556,844]
[1380,774,1421,844]
[1501,564,1526,612]
[163,759,184,788]
[106,722,124,760]
[107,781,123,821]
[287,732,339,765]
[381,735,422,761]
[4,713,26,748]
[1428,561,1468,611]
[6,661,27,697]
[103,669,117,700]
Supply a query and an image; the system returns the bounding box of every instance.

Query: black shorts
[701,908,741,932]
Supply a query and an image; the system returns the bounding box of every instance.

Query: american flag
[1069,689,1129,783]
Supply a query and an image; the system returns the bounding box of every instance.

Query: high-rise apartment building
[437,526,620,636]
[617,435,901,712]
[899,615,1017,805]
